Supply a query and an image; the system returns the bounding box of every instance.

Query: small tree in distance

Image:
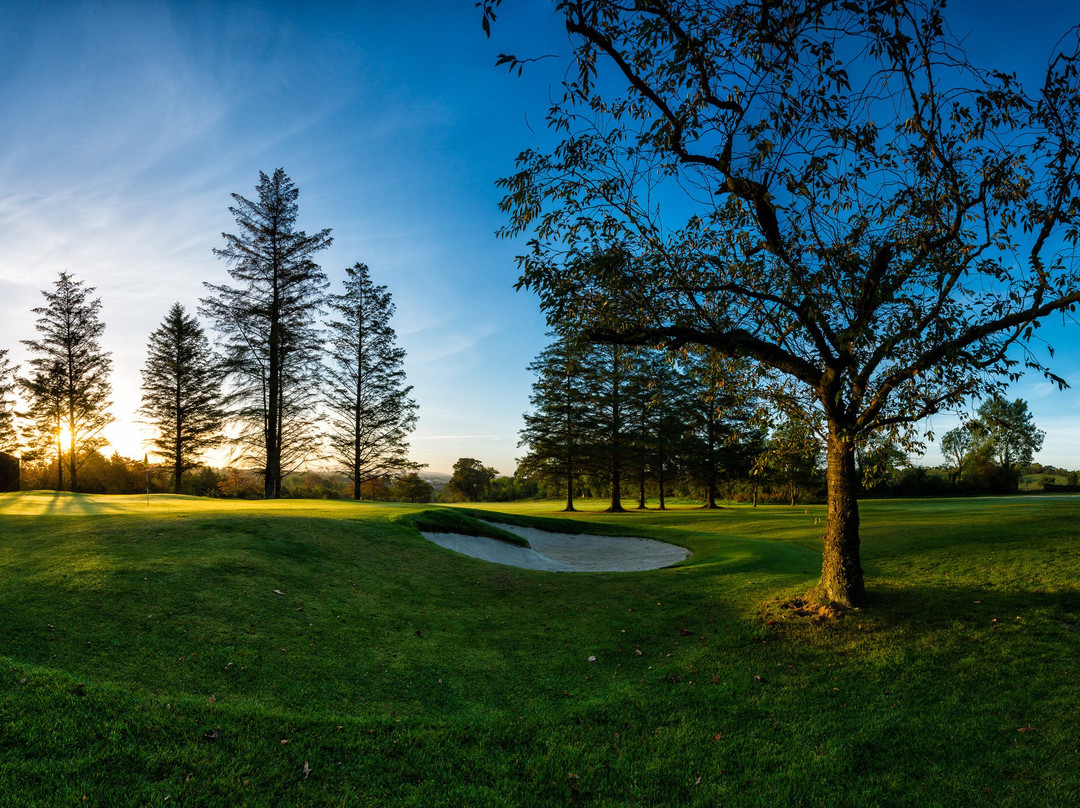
[139,303,228,494]
[445,457,499,502]
[389,472,435,503]
[973,396,1045,484]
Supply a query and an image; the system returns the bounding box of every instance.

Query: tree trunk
[702,408,720,509]
[608,463,625,512]
[174,416,183,495]
[56,433,63,491]
[265,317,280,500]
[563,459,576,512]
[657,453,666,510]
[637,463,647,509]
[704,479,718,509]
[820,424,866,607]
[174,351,184,494]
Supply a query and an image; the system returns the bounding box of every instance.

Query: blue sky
[1,1,1078,475]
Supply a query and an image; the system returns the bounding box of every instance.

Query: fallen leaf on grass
[303,761,311,779]
[273,590,284,596]
[202,729,219,740]
[678,628,693,636]
[281,739,289,744]
[1017,726,1036,733]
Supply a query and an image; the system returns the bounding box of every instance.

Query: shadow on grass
[860,581,1080,625]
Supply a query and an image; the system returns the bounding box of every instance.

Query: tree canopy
[486,0,1080,606]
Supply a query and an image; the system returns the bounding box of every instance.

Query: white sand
[420,523,690,572]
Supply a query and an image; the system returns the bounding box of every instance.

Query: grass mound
[396,507,530,546]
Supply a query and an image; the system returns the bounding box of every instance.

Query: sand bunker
[420,523,690,572]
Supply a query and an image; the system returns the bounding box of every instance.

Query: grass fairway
[1,492,1078,806]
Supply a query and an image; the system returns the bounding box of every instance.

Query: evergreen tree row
[517,334,773,510]
[2,168,419,498]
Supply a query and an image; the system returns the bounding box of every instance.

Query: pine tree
[20,272,113,491]
[594,342,637,513]
[139,303,228,493]
[517,334,598,511]
[21,361,67,489]
[0,349,18,453]
[680,350,757,509]
[200,168,332,498]
[630,351,694,511]
[324,263,420,498]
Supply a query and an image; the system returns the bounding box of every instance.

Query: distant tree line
[509,332,1056,506]
[1,168,420,499]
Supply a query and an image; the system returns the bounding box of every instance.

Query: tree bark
[820,424,866,607]
[563,459,576,512]
[657,453,666,510]
[608,463,625,512]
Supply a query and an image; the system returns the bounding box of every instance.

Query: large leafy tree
[201,168,332,498]
[20,272,113,492]
[972,396,1045,480]
[486,0,1080,606]
[325,262,420,499]
[0,349,17,453]
[138,303,228,493]
[445,457,499,502]
[940,425,977,486]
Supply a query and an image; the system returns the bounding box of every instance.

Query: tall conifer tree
[20,272,113,491]
[325,263,419,498]
[201,168,332,498]
[139,303,227,493]
[517,334,598,511]
[0,349,18,453]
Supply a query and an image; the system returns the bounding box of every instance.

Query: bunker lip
[420,522,690,572]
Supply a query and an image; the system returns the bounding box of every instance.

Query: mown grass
[1,491,1078,806]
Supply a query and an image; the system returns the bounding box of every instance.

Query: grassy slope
[0,492,1078,806]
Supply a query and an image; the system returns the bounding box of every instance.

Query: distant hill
[423,472,452,490]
